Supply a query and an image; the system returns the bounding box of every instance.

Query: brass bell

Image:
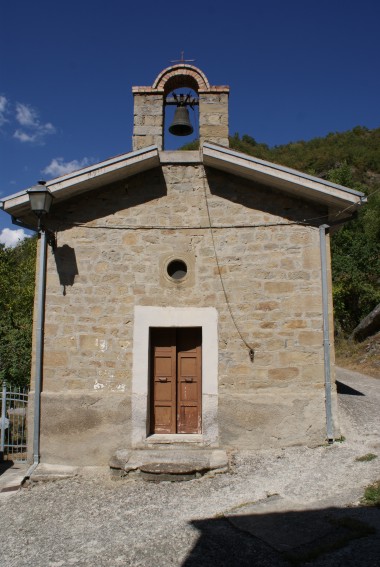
[169,106,194,136]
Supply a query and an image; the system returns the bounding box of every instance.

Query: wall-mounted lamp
[27,181,54,231]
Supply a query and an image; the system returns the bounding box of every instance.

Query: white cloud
[0,228,30,248]
[0,96,7,112]
[13,129,38,142]
[15,102,39,127]
[42,157,92,177]
[0,96,56,143]
[13,101,55,144]
[42,122,55,133]
[0,95,8,126]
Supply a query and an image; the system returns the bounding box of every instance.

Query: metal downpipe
[319,224,334,442]
[26,230,48,478]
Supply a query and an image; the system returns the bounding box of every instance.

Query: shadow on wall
[181,505,379,566]
[205,167,327,227]
[54,245,79,296]
[48,169,167,229]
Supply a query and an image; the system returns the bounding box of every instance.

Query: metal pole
[33,229,48,464]
[0,382,6,457]
[319,224,334,442]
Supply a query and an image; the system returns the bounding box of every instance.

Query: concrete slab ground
[0,461,28,498]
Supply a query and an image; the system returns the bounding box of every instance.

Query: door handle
[158,377,168,382]
[184,378,193,383]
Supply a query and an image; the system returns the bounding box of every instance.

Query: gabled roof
[202,143,366,211]
[1,142,366,223]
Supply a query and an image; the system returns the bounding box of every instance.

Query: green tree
[0,236,37,387]
[328,164,380,334]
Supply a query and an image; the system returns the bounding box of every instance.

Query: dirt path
[0,367,379,566]
[336,366,380,443]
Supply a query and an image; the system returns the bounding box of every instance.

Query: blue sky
[1,0,379,244]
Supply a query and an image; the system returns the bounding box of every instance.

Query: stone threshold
[144,434,204,445]
[109,448,229,482]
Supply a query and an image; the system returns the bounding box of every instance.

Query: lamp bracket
[11,216,56,249]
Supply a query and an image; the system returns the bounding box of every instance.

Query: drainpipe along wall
[26,230,48,477]
[319,224,335,442]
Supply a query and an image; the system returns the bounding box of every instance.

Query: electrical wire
[201,168,255,358]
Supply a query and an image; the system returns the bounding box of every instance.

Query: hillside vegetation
[1,126,379,386]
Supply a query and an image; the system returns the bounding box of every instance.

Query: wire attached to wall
[201,169,256,361]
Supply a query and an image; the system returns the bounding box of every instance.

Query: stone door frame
[131,306,218,447]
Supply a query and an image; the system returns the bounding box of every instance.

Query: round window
[167,259,188,280]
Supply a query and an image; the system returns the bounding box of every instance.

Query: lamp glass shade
[28,185,54,216]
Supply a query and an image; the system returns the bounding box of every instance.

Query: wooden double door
[150,327,202,434]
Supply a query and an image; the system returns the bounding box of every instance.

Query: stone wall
[29,161,337,465]
[199,92,229,147]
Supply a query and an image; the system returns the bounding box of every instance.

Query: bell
[169,106,194,136]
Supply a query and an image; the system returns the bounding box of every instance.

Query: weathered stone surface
[30,143,336,466]
[29,464,79,482]
[35,392,132,466]
[219,391,328,449]
[140,463,203,474]
[112,449,229,476]
[109,449,131,470]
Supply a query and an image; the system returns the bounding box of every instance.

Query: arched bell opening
[132,64,229,152]
[164,88,199,150]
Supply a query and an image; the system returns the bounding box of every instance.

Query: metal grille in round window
[167,259,187,280]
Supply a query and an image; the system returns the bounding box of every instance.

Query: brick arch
[153,64,210,94]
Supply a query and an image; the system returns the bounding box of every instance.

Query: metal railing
[0,383,28,462]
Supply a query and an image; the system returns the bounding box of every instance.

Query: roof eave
[202,142,366,211]
[2,145,160,218]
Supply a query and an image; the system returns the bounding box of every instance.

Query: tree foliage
[229,126,380,180]
[329,165,380,334]
[0,236,37,387]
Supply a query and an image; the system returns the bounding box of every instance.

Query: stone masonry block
[264,281,295,294]
[133,125,162,136]
[268,367,300,380]
[200,125,229,137]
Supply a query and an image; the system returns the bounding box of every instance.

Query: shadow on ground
[0,460,13,477]
[336,380,365,396]
[182,504,380,566]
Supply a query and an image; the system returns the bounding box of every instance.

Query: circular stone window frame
[160,252,195,287]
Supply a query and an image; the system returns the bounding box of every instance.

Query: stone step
[109,448,229,480]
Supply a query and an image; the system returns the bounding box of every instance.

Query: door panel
[177,328,201,434]
[151,329,176,434]
[179,406,198,433]
[150,327,202,434]
[179,382,198,402]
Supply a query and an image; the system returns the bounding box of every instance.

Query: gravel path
[1,367,379,567]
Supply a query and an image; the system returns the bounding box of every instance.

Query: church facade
[1,64,365,467]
